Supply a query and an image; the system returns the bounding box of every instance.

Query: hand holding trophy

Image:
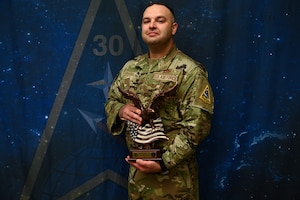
[118,84,177,161]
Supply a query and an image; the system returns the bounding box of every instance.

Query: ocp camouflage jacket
[105,45,214,170]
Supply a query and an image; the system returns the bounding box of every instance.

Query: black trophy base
[128,149,162,161]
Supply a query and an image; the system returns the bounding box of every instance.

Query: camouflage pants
[128,160,199,200]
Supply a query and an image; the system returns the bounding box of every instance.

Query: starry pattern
[127,121,139,141]
[0,0,300,199]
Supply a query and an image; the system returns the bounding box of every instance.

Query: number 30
[93,35,124,56]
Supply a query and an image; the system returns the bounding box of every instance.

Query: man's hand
[125,156,162,173]
[119,103,142,125]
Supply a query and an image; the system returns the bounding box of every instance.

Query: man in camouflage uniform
[105,3,214,200]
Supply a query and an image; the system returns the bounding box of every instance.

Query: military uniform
[105,45,214,200]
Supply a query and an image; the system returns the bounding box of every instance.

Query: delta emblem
[200,85,211,104]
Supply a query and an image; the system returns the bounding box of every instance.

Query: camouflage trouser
[128,160,199,200]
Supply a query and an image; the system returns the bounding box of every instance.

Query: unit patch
[193,81,214,114]
[200,85,212,104]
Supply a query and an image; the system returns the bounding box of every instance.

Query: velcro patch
[199,85,212,104]
[193,80,214,114]
[153,73,177,81]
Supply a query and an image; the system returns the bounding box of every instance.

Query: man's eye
[157,18,166,23]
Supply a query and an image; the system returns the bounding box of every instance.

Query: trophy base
[128,149,162,161]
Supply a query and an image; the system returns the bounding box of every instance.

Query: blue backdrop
[1,0,299,199]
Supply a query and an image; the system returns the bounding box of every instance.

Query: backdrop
[1,0,299,199]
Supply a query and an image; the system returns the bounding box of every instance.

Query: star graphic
[78,62,114,133]
[86,62,113,101]
[77,108,107,133]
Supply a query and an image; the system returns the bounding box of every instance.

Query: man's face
[141,4,178,46]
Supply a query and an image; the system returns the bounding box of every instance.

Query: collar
[135,45,178,71]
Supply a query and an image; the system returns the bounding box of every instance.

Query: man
[105,3,214,200]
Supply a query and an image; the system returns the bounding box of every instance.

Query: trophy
[126,118,167,161]
[118,84,177,161]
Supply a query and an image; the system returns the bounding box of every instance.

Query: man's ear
[172,22,178,35]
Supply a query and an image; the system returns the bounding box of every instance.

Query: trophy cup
[118,85,177,161]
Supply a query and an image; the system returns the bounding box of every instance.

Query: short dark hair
[144,2,176,20]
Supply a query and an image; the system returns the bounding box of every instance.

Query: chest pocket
[151,72,178,98]
[147,73,179,120]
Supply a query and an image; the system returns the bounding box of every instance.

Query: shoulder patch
[192,78,214,114]
[199,84,212,104]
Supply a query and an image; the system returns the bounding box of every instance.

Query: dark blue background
[0,0,299,199]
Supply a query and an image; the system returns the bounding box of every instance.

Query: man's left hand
[125,156,161,173]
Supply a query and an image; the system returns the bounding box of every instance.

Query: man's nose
[149,20,156,29]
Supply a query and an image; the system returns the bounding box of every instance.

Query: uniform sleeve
[162,66,214,169]
[104,72,126,136]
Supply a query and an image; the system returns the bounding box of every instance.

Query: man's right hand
[118,103,143,125]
